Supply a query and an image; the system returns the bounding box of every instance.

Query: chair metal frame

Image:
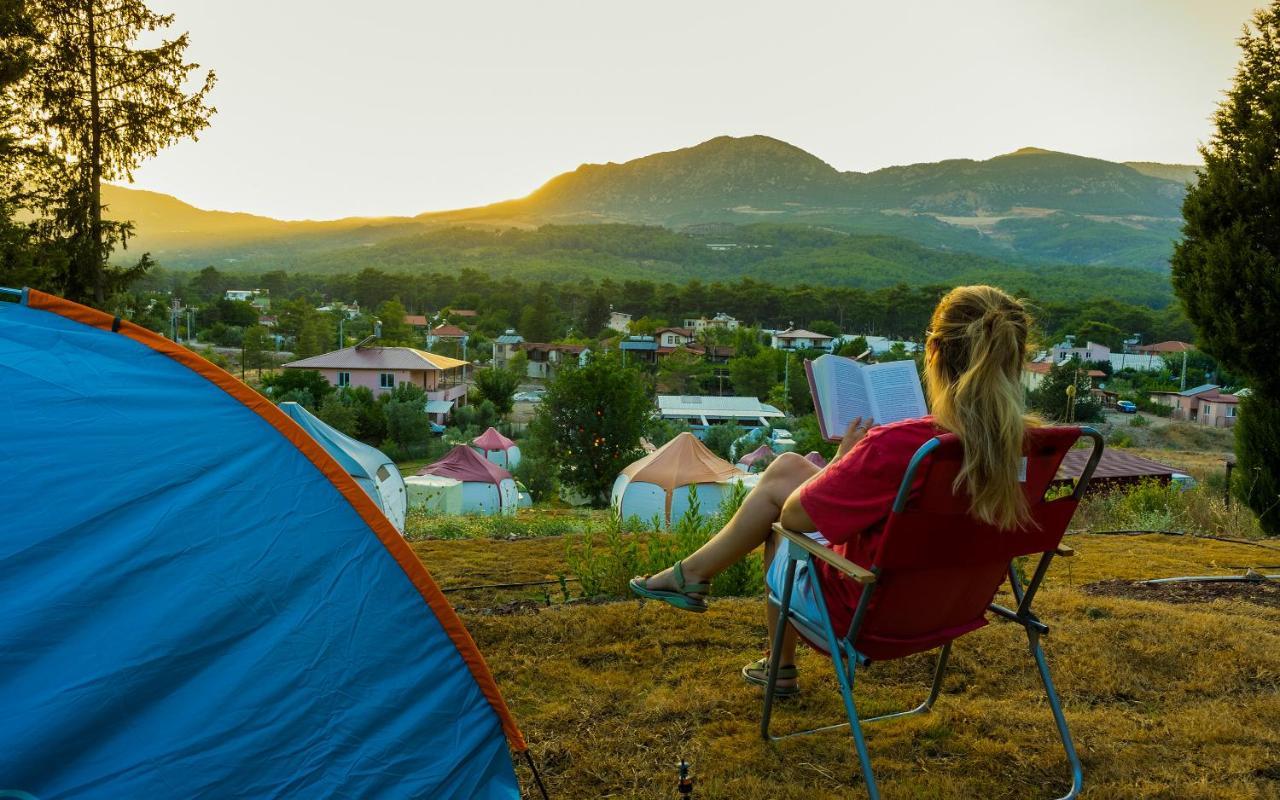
[761,427,1104,800]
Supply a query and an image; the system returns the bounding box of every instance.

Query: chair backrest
[850,426,1100,661]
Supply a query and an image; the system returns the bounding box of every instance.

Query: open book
[805,354,928,441]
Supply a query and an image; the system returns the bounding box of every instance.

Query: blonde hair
[924,285,1035,529]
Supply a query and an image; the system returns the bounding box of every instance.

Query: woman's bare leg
[640,451,818,591]
[762,530,799,671]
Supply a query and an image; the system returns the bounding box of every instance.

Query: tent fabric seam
[23,289,527,752]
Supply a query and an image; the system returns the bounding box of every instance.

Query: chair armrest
[771,523,877,585]
[1055,544,1075,558]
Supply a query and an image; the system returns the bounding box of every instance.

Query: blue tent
[0,289,526,798]
[278,401,408,533]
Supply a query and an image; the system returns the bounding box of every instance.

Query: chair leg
[833,646,880,799]
[1028,632,1083,800]
[761,561,798,741]
[861,642,951,724]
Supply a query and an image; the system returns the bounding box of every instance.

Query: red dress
[797,416,941,636]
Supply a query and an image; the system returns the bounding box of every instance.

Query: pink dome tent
[736,444,776,472]
[472,426,521,469]
[418,445,518,515]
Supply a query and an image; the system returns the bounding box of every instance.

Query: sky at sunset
[127,0,1263,220]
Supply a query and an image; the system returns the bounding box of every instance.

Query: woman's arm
[779,416,873,532]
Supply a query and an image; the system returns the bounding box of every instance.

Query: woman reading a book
[630,284,1033,695]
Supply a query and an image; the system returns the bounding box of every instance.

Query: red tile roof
[404,314,429,327]
[449,309,477,317]
[1135,340,1194,354]
[1057,449,1177,481]
[430,324,468,337]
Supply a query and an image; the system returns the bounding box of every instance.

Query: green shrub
[1109,430,1134,448]
[565,482,762,599]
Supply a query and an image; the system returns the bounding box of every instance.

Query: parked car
[1116,400,1138,413]
[513,390,546,403]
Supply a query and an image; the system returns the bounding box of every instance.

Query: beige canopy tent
[611,432,749,526]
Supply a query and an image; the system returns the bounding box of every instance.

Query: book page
[811,355,871,438]
[863,360,927,424]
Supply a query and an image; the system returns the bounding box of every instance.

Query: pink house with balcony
[283,346,470,423]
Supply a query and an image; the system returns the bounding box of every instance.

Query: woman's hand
[834,416,874,461]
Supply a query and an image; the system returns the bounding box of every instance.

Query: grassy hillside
[413,522,1280,799]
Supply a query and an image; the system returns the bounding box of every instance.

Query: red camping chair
[764,426,1104,800]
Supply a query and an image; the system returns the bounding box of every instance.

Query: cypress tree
[1172,3,1280,533]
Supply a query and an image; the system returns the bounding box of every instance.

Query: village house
[1134,340,1195,356]
[655,326,696,351]
[1051,339,1110,364]
[519,342,591,380]
[225,289,270,312]
[282,345,470,423]
[316,300,361,319]
[404,314,430,331]
[771,328,834,351]
[619,335,658,365]
[1149,384,1242,427]
[491,330,525,369]
[1021,361,1106,393]
[607,311,633,333]
[683,313,740,333]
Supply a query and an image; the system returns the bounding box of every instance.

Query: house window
[1227,406,1237,417]
[337,371,350,387]
[380,372,395,389]
[1204,404,1213,418]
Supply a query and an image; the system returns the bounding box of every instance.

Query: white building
[683,313,740,333]
[771,328,834,351]
[1052,340,1111,364]
[656,395,786,430]
[607,311,633,333]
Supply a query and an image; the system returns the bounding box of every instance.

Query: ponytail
[924,286,1035,529]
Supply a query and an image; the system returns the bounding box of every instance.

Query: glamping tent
[736,444,776,472]
[473,426,522,469]
[418,445,518,515]
[0,289,526,798]
[405,474,464,515]
[805,451,828,468]
[612,432,749,527]
[279,401,408,533]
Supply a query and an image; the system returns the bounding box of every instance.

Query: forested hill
[250,223,1175,309]
[105,135,1198,272]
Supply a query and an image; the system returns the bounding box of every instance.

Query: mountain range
[103,135,1197,273]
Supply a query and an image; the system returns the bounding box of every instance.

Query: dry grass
[416,532,1280,798]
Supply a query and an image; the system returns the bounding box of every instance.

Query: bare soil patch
[1083,578,1280,608]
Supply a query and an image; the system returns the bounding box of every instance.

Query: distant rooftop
[775,328,833,340]
[1135,340,1195,354]
[284,346,468,372]
[656,395,784,423]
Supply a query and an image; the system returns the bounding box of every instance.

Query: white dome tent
[278,401,407,533]
[472,427,521,470]
[417,445,518,516]
[611,432,751,528]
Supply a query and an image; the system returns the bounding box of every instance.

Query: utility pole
[1180,348,1188,391]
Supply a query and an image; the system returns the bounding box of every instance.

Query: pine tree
[17,0,215,305]
[1171,3,1280,533]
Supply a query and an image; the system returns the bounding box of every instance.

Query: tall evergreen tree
[16,0,215,305]
[1172,3,1280,533]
